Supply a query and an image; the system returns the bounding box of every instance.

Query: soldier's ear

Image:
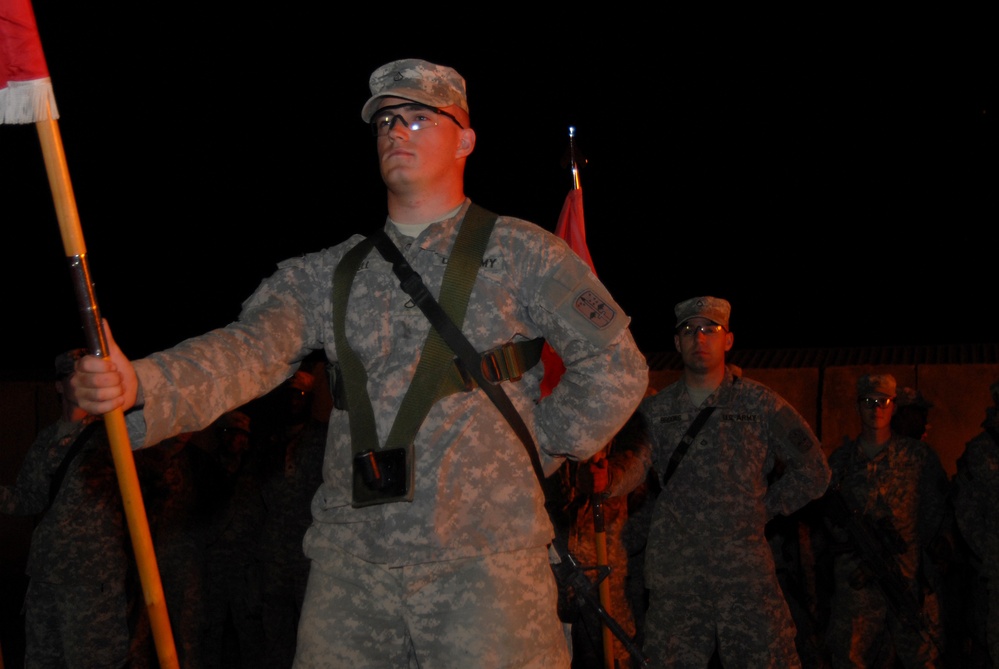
[456,128,475,157]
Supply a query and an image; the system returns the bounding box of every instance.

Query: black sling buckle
[369,215,541,475]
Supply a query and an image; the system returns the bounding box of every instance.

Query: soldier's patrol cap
[896,386,932,409]
[856,373,897,398]
[674,296,731,330]
[53,348,86,380]
[361,58,469,123]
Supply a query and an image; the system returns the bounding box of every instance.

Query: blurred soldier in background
[199,410,266,669]
[256,368,328,668]
[821,373,948,668]
[135,430,209,668]
[952,379,999,668]
[891,386,973,668]
[1,350,148,668]
[892,387,933,441]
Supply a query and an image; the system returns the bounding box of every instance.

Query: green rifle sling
[380,205,498,448]
[330,204,497,494]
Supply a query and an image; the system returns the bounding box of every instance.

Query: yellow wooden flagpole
[4,1,177,664]
[36,112,180,669]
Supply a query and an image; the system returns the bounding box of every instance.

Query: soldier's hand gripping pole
[36,115,179,669]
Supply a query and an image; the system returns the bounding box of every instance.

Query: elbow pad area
[539,261,628,350]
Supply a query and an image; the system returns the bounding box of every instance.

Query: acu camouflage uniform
[952,404,999,667]
[823,432,949,668]
[1,418,141,668]
[638,365,831,669]
[121,198,649,668]
[197,418,267,669]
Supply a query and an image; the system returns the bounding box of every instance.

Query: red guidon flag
[539,185,595,397]
[0,0,59,124]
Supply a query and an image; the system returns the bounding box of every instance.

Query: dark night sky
[2,8,993,375]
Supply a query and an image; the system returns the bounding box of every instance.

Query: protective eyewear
[678,323,726,337]
[370,103,464,137]
[859,397,894,409]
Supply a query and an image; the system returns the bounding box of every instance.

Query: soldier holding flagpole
[1,3,178,667]
[70,57,648,668]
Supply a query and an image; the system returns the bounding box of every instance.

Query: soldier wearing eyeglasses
[821,373,948,668]
[635,296,831,668]
[69,58,648,668]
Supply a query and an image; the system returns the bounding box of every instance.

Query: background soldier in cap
[197,409,266,669]
[135,428,210,669]
[820,373,949,668]
[1,350,150,667]
[634,296,831,668]
[951,380,999,668]
[255,364,328,668]
[892,387,935,442]
[70,57,648,668]
[890,386,970,668]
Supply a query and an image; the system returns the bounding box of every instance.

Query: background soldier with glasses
[634,296,831,668]
[820,373,948,668]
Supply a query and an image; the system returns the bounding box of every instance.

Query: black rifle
[549,535,651,667]
[822,486,936,647]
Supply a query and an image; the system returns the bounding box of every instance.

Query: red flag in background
[0,0,59,123]
[540,137,593,398]
[554,187,594,273]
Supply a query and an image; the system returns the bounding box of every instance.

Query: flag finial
[568,126,581,190]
